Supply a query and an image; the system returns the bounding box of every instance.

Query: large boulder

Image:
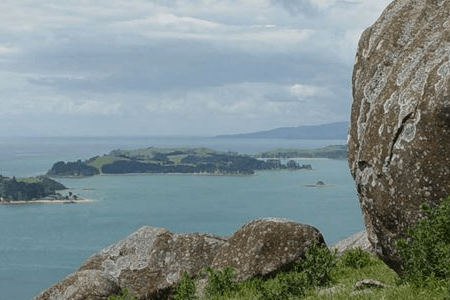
[33,270,120,300]
[34,226,226,300]
[33,219,326,299]
[349,0,450,270]
[211,218,325,280]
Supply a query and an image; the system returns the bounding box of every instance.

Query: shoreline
[0,199,92,205]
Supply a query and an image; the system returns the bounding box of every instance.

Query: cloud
[270,0,318,16]
[0,0,392,136]
[0,45,19,55]
[143,82,335,118]
[1,97,122,116]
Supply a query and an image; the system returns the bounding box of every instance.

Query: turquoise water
[0,137,362,300]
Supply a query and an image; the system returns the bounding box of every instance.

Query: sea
[0,136,363,300]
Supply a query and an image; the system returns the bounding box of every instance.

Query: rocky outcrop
[33,270,120,300]
[349,0,450,271]
[33,219,325,300]
[212,218,325,280]
[329,231,373,256]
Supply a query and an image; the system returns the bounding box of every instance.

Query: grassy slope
[16,177,43,183]
[85,148,238,171]
[188,255,449,300]
[87,156,124,170]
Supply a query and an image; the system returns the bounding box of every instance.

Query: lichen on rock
[211,218,325,280]
[33,218,326,300]
[349,0,450,271]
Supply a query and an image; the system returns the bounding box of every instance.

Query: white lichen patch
[379,124,385,136]
[435,59,450,93]
[100,227,166,277]
[384,91,397,113]
[364,64,391,104]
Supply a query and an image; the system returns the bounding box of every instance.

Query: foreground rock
[34,219,325,299]
[349,0,450,270]
[212,218,325,280]
[33,270,120,300]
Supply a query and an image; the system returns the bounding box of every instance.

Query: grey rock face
[329,231,373,256]
[34,227,226,300]
[33,270,120,300]
[33,219,326,299]
[211,218,325,280]
[349,0,450,270]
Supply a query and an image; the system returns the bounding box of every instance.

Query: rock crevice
[349,0,450,270]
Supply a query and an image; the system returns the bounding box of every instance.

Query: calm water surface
[0,137,362,300]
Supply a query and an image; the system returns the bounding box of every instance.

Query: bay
[0,136,362,300]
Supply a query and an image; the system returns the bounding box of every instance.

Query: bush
[199,265,238,297]
[299,241,337,287]
[338,247,374,269]
[107,288,137,300]
[173,271,198,300]
[395,195,450,285]
[260,271,306,300]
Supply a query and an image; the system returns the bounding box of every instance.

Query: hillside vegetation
[48,147,313,177]
[255,145,347,160]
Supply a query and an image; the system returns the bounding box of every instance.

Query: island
[47,147,313,177]
[0,175,84,203]
[254,145,347,160]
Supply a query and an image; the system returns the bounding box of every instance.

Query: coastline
[0,199,92,204]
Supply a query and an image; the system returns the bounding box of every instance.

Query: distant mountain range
[216,122,349,140]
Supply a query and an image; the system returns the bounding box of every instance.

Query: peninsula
[255,145,347,160]
[47,147,313,177]
[0,175,83,203]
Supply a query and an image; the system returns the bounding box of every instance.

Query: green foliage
[16,177,43,183]
[170,250,450,299]
[173,271,198,300]
[107,288,137,300]
[337,247,374,269]
[395,196,450,286]
[300,242,337,287]
[259,271,306,300]
[199,265,238,297]
[87,155,123,170]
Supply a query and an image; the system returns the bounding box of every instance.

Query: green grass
[171,249,450,300]
[86,155,124,170]
[16,177,43,183]
[168,154,189,164]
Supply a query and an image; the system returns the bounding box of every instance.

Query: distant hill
[216,122,349,140]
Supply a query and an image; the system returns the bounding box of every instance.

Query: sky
[0,0,392,137]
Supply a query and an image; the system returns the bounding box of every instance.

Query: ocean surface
[0,136,363,300]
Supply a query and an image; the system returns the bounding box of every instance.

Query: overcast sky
[0,0,391,137]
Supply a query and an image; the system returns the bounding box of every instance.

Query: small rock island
[47,147,313,177]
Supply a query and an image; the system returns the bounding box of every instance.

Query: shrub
[395,195,450,285]
[338,247,374,269]
[299,241,337,287]
[260,271,306,300]
[199,265,238,297]
[173,271,198,300]
[107,288,137,300]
